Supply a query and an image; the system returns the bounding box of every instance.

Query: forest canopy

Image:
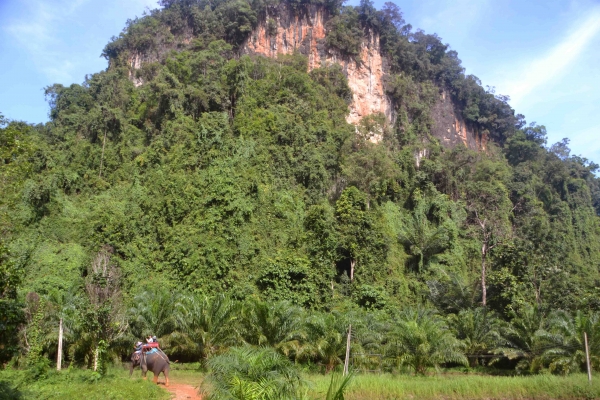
[1,0,600,378]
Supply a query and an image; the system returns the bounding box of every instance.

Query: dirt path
[164,383,202,400]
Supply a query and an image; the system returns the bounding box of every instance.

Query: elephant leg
[164,368,170,387]
[153,373,158,384]
[129,363,133,377]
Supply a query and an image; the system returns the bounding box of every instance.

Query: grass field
[307,373,600,400]
[2,365,600,399]
[0,367,170,400]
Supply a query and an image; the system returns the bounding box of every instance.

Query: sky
[1,0,599,162]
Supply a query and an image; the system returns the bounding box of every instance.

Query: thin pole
[584,332,592,384]
[344,324,351,376]
[57,317,63,371]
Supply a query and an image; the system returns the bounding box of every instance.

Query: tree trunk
[344,324,352,376]
[350,259,356,281]
[469,355,479,368]
[93,346,99,372]
[99,129,107,179]
[57,318,63,371]
[481,246,487,306]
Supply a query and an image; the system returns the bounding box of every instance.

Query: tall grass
[307,373,600,399]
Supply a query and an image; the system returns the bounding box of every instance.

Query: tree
[203,346,304,400]
[23,292,49,375]
[388,308,466,374]
[398,192,457,272]
[299,312,349,373]
[427,271,479,314]
[538,310,600,374]
[498,303,546,373]
[0,243,24,364]
[84,245,127,374]
[128,289,179,343]
[170,293,239,362]
[465,159,513,306]
[0,116,33,233]
[449,307,503,367]
[44,287,81,370]
[240,298,304,357]
[335,186,384,281]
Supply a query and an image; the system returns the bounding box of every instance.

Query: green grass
[3,365,600,399]
[166,361,205,385]
[0,367,170,400]
[306,373,600,400]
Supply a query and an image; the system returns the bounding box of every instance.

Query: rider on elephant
[130,336,170,385]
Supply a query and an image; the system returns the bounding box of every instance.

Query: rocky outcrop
[242,4,392,127]
[430,89,488,151]
[128,53,145,87]
[121,3,487,151]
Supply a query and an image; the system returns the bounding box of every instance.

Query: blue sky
[1,0,599,162]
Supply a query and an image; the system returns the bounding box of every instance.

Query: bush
[203,346,304,400]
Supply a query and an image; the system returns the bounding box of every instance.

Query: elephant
[130,350,170,386]
[129,351,142,375]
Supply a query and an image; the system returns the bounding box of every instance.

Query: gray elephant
[129,351,142,375]
[130,350,170,386]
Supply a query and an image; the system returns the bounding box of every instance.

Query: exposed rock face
[242,4,392,126]
[430,90,488,151]
[128,54,145,87]
[122,3,487,150]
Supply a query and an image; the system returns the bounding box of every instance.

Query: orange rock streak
[244,7,391,127]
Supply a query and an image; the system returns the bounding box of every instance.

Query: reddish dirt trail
[164,383,202,400]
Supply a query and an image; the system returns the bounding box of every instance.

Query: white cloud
[5,0,88,82]
[4,0,158,84]
[503,6,600,107]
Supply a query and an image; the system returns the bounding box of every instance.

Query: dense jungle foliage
[2,0,600,381]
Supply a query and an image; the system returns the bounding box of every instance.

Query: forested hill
[2,0,600,356]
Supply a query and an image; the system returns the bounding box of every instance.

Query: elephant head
[129,351,142,377]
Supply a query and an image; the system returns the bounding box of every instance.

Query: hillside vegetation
[2,0,600,388]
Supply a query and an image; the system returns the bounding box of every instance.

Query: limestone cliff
[242,4,392,126]
[121,2,486,150]
[242,4,486,150]
[430,89,488,151]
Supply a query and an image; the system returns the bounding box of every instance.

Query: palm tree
[388,308,466,374]
[298,311,349,373]
[538,310,600,374]
[240,298,304,357]
[43,288,81,369]
[203,346,304,400]
[427,270,479,314]
[398,195,455,273]
[497,303,546,373]
[127,289,180,342]
[170,293,240,362]
[448,307,504,367]
[348,309,388,372]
